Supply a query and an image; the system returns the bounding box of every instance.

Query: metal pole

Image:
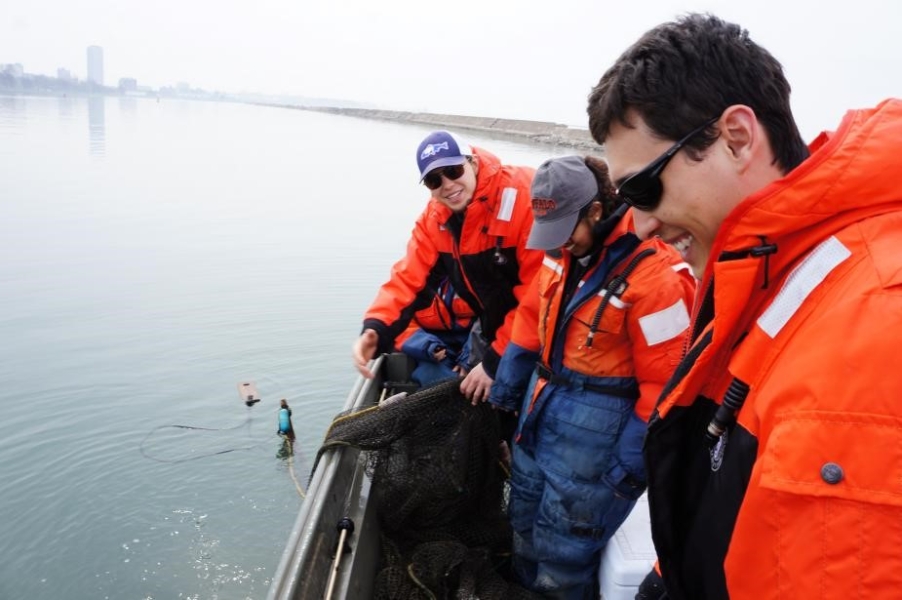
[323,518,355,600]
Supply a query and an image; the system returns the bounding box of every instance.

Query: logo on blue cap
[420,141,449,160]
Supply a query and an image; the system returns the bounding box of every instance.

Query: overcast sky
[2,0,899,139]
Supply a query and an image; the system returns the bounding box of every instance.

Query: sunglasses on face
[616,117,719,211]
[423,163,466,190]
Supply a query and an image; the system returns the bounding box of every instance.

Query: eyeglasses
[616,117,719,211]
[423,163,466,190]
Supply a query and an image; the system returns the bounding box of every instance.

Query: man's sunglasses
[423,163,466,190]
[617,117,719,211]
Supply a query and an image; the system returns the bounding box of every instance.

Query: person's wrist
[481,347,500,378]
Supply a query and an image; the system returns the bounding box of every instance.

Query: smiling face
[604,111,743,279]
[428,158,478,213]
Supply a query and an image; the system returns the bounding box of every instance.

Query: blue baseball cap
[416,130,472,181]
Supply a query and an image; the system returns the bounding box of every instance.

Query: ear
[589,200,605,222]
[719,105,759,171]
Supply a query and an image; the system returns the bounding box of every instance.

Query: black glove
[635,566,668,600]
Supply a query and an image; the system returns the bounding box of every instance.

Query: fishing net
[315,378,540,600]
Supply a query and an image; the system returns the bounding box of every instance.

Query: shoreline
[253,103,605,153]
[0,91,603,152]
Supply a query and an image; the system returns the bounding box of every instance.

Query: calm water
[0,95,570,600]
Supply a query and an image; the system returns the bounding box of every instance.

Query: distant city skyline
[2,47,239,97]
[2,43,206,97]
[0,56,375,110]
[1,0,898,137]
[3,45,177,93]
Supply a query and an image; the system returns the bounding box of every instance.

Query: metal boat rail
[267,357,383,600]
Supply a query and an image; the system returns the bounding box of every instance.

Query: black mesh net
[315,378,540,599]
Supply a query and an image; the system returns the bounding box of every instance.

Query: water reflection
[0,94,25,127]
[58,95,75,120]
[119,95,137,115]
[87,95,105,155]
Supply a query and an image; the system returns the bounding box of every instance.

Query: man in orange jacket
[588,13,902,600]
[353,130,543,403]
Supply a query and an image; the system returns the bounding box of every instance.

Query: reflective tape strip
[572,278,631,308]
[594,287,629,308]
[498,187,517,222]
[543,256,563,274]
[757,236,851,339]
[639,299,691,346]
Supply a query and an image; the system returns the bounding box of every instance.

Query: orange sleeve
[509,269,542,352]
[489,169,544,358]
[363,208,441,353]
[625,243,696,421]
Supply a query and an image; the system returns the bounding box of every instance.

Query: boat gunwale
[266,356,385,600]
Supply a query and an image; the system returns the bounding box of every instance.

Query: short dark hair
[587,13,809,173]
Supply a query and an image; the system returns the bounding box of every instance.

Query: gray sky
[2,0,899,138]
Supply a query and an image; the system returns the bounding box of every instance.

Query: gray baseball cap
[526,155,598,250]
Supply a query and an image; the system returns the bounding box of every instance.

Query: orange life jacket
[645,99,902,600]
[363,147,543,375]
[511,213,695,423]
[393,279,475,350]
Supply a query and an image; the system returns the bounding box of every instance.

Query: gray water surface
[0,94,570,599]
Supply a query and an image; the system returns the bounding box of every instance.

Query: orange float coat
[489,209,694,592]
[393,279,475,350]
[393,279,476,372]
[363,147,543,376]
[645,99,902,600]
[493,212,695,424]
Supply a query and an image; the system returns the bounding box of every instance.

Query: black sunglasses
[617,117,719,211]
[423,163,466,190]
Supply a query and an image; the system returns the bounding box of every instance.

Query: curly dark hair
[587,13,808,173]
[583,155,621,218]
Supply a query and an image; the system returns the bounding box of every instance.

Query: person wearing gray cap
[488,155,696,598]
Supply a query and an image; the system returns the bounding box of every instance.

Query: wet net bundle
[315,378,540,599]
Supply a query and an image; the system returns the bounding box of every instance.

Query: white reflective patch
[543,256,563,274]
[639,299,690,346]
[498,187,517,222]
[757,236,851,338]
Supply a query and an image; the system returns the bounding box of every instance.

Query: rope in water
[139,414,307,499]
[138,413,260,463]
[284,440,307,499]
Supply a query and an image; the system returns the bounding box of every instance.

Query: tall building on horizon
[87,45,103,86]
